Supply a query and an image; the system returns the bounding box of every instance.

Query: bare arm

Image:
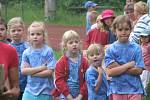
[3,67,20,97]
[106,61,135,77]
[127,67,143,75]
[21,64,47,75]
[95,67,103,92]
[32,69,54,77]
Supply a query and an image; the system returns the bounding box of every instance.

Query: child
[139,28,150,89]
[52,30,88,100]
[7,17,27,100]
[21,21,56,100]
[85,1,98,34]
[85,14,108,49]
[0,17,11,43]
[104,15,145,100]
[0,18,19,100]
[86,43,108,100]
[101,9,116,44]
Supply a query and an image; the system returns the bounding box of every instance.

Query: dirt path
[46,24,86,50]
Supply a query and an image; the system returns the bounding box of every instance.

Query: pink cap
[101,9,115,20]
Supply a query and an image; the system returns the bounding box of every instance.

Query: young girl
[139,28,150,89]
[8,17,27,100]
[104,15,145,100]
[85,14,108,49]
[21,21,56,100]
[86,44,108,100]
[101,9,116,44]
[52,30,88,100]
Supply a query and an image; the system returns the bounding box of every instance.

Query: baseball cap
[84,1,98,8]
[140,28,150,36]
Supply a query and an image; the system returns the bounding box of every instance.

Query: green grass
[1,2,85,26]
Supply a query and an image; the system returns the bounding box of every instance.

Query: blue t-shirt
[21,44,56,96]
[104,41,145,94]
[10,42,27,92]
[86,66,108,100]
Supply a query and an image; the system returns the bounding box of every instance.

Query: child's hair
[112,15,132,33]
[61,30,81,53]
[86,43,104,60]
[28,21,47,43]
[28,21,45,35]
[134,1,148,15]
[0,17,7,29]
[7,17,25,31]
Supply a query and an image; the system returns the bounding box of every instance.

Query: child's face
[9,24,24,43]
[103,17,113,27]
[88,50,103,67]
[140,36,150,44]
[116,23,131,43]
[66,39,80,54]
[97,19,103,29]
[28,27,44,48]
[0,24,7,41]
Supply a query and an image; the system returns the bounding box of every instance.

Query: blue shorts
[22,91,53,100]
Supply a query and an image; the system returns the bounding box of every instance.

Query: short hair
[134,1,148,15]
[87,43,104,55]
[28,21,45,35]
[0,17,7,29]
[61,30,81,53]
[7,17,25,31]
[86,43,104,63]
[112,15,132,33]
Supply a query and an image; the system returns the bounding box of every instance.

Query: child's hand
[127,61,135,68]
[74,94,83,100]
[67,94,74,100]
[98,67,103,74]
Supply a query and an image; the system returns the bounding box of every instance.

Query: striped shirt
[129,14,150,43]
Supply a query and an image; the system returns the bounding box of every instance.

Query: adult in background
[0,17,20,100]
[85,1,98,35]
[129,1,148,43]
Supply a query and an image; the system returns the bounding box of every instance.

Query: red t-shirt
[142,42,150,70]
[0,42,18,79]
[85,28,108,49]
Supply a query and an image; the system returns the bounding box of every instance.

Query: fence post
[44,0,56,21]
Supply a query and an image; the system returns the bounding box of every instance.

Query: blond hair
[87,44,104,64]
[134,1,148,15]
[7,17,25,31]
[28,21,48,44]
[61,30,81,53]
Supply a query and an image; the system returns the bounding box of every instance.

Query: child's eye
[118,29,122,31]
[125,28,130,31]
[68,41,73,44]
[75,40,79,44]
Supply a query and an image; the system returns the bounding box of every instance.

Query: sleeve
[21,50,30,70]
[85,31,91,49]
[10,47,19,68]
[86,69,98,88]
[55,59,70,97]
[46,48,57,70]
[104,47,116,68]
[135,46,145,68]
